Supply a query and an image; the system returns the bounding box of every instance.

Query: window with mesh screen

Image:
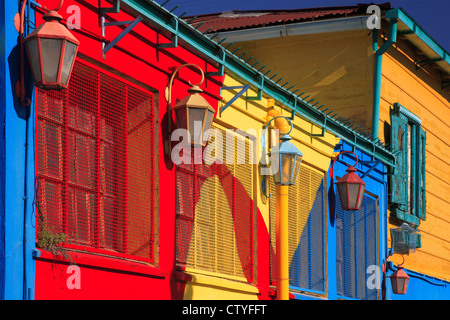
[336,193,378,300]
[269,165,326,294]
[175,125,255,282]
[36,60,155,262]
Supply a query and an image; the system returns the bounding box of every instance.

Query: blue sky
[155,0,450,52]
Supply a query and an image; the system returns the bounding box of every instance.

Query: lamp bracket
[359,159,381,179]
[157,16,178,49]
[311,115,326,137]
[205,47,225,77]
[330,151,359,183]
[259,115,295,197]
[100,0,142,57]
[220,84,250,114]
[246,73,264,101]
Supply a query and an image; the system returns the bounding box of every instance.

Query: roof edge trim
[210,15,369,43]
[120,0,395,167]
[386,8,450,76]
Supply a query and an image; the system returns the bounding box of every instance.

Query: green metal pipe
[372,15,397,140]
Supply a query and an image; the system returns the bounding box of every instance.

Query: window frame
[35,58,157,264]
[268,163,327,296]
[174,122,257,283]
[335,191,379,300]
[390,103,426,226]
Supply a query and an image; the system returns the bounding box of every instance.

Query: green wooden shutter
[390,111,409,210]
[417,127,426,220]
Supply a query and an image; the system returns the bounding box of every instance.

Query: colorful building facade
[196,3,450,299]
[3,0,441,301]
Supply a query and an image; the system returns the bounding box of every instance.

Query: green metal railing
[120,0,396,168]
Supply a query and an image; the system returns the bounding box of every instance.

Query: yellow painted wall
[180,74,338,299]
[225,30,375,131]
[378,37,450,281]
[218,75,337,229]
[228,25,450,282]
[182,271,259,300]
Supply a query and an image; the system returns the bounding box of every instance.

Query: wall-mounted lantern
[16,0,79,105]
[390,265,410,294]
[260,115,302,300]
[165,64,215,155]
[330,151,366,211]
[383,253,410,295]
[270,129,303,186]
[261,115,303,188]
[391,223,419,255]
[172,84,215,147]
[24,10,79,90]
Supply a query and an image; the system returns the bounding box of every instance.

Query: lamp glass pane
[188,107,206,145]
[356,184,366,209]
[271,152,281,185]
[391,278,398,293]
[291,154,302,185]
[397,278,405,293]
[347,183,361,209]
[175,107,188,143]
[337,182,348,210]
[280,153,294,184]
[25,38,42,83]
[60,41,78,86]
[41,38,62,83]
[202,109,214,144]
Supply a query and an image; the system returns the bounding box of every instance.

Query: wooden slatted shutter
[417,127,426,220]
[390,110,409,211]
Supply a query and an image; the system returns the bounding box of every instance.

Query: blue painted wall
[326,141,388,300]
[384,261,450,300]
[0,0,6,300]
[0,0,36,300]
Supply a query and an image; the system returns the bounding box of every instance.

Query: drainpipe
[21,0,36,300]
[266,100,290,300]
[371,15,397,139]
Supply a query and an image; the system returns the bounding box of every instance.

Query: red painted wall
[34,0,223,300]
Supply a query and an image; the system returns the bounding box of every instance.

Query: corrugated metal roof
[187,3,391,33]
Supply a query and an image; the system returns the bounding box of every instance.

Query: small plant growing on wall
[36,216,71,261]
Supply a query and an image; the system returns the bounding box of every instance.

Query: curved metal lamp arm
[43,0,64,11]
[329,150,359,183]
[260,115,293,153]
[382,252,405,275]
[165,63,205,105]
[164,63,205,157]
[260,115,294,198]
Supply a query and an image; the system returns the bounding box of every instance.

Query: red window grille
[36,59,155,262]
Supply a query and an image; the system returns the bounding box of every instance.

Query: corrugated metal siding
[186,4,386,33]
